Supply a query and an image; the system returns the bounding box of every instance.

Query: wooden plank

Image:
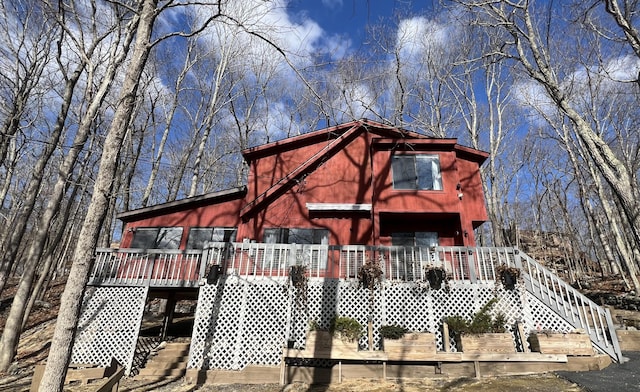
[384,333,437,361]
[30,362,108,391]
[460,353,568,362]
[613,330,640,352]
[95,364,124,392]
[285,348,387,361]
[458,333,515,354]
[528,333,593,356]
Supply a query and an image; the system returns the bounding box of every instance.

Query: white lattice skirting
[71,286,148,375]
[70,278,582,374]
[187,277,574,371]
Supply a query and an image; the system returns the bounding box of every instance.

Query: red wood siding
[120,199,244,249]
[119,120,489,250]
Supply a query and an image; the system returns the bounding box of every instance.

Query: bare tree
[38,0,226,388]
[457,0,640,291]
[0,1,53,168]
[0,0,140,371]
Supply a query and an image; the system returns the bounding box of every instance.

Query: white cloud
[513,54,640,123]
[395,16,452,63]
[190,0,326,68]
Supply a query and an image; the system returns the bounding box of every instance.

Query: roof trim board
[117,186,247,222]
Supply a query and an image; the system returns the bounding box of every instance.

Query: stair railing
[515,249,622,362]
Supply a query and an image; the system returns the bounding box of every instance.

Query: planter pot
[427,269,445,289]
[304,331,359,357]
[384,333,437,360]
[456,333,515,353]
[528,333,593,356]
[207,265,221,284]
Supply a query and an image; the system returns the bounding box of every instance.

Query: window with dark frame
[263,228,329,270]
[130,227,183,249]
[392,155,442,190]
[186,227,237,249]
[391,231,439,280]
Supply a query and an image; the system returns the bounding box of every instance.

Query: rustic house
[72,119,622,381]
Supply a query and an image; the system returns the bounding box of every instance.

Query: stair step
[143,361,189,370]
[138,368,186,377]
[153,352,189,360]
[136,341,191,380]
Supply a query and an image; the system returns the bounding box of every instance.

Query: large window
[130,227,183,249]
[263,228,329,270]
[263,228,329,245]
[391,231,438,280]
[391,231,439,248]
[186,227,237,249]
[392,155,442,190]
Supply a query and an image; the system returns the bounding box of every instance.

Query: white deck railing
[88,243,622,362]
[90,248,205,287]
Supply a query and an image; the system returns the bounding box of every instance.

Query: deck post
[161,292,176,341]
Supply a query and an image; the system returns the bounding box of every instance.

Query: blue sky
[287,0,433,50]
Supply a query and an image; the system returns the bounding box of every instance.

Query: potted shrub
[528,330,593,356]
[304,317,363,355]
[380,325,436,359]
[496,264,521,290]
[443,298,515,353]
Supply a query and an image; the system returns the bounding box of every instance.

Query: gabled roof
[239,119,489,220]
[242,119,428,162]
[117,187,247,222]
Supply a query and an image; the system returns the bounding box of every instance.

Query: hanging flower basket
[358,258,383,290]
[496,264,521,290]
[425,266,447,290]
[289,265,307,287]
[206,265,221,284]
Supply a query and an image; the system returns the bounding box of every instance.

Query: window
[186,227,237,249]
[392,155,442,190]
[130,227,183,249]
[390,232,438,280]
[264,228,329,245]
[392,231,439,248]
[263,228,329,270]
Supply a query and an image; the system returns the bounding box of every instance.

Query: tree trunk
[0,18,137,370]
[37,1,158,389]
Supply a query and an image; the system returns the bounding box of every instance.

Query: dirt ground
[55,373,584,392]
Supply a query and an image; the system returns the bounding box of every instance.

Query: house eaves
[117,186,247,223]
[241,118,428,162]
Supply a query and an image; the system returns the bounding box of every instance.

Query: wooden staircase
[136,341,190,379]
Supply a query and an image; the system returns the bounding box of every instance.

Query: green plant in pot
[443,298,514,353]
[330,316,363,342]
[379,325,409,340]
